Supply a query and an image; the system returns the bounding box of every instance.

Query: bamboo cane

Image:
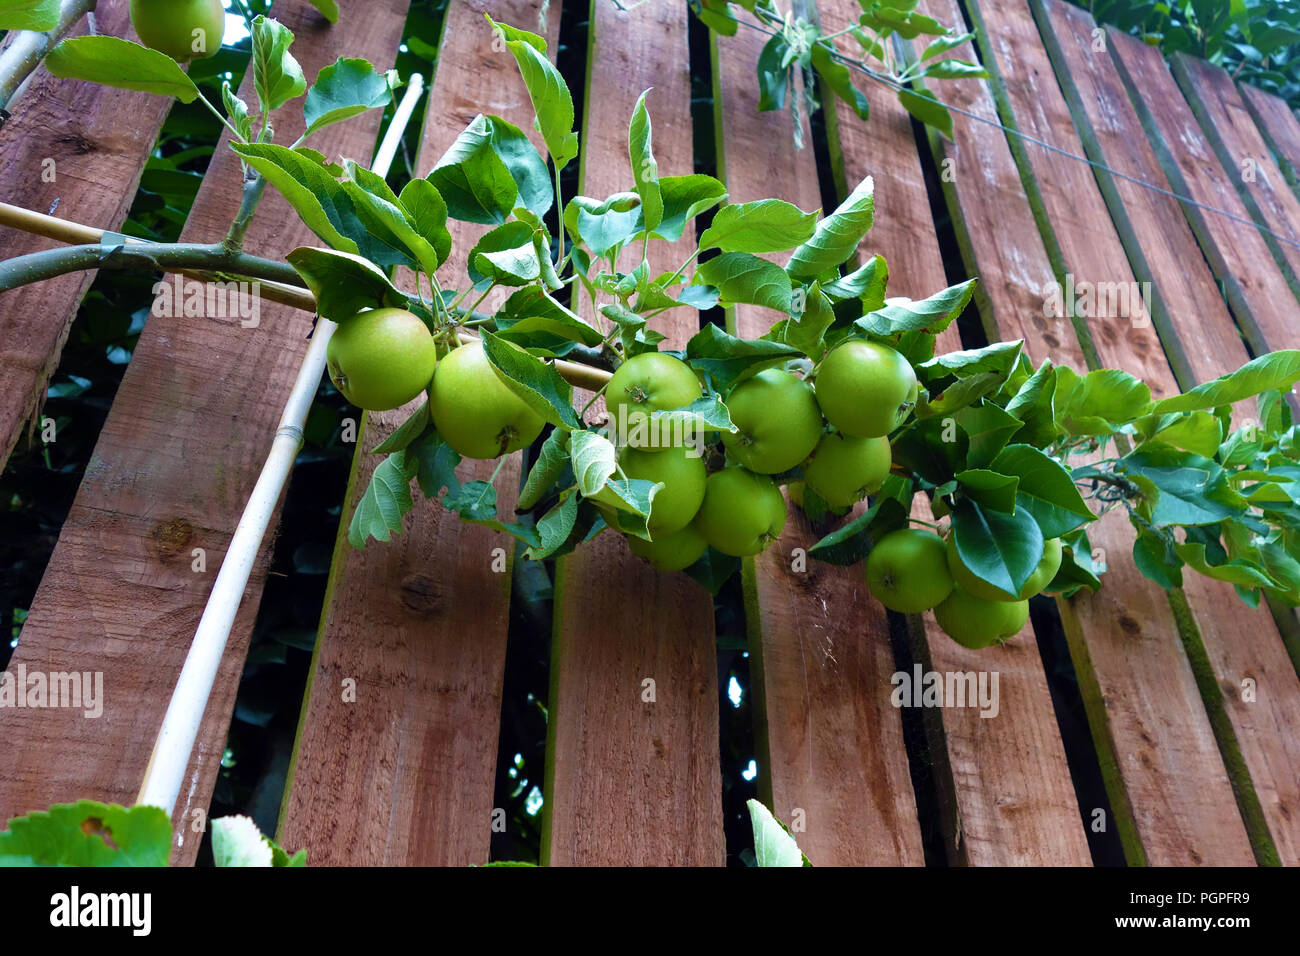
[132,76,431,819]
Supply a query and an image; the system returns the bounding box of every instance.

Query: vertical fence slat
[712,16,925,866]
[541,0,724,867]
[932,0,1258,865]
[1104,29,1300,362]
[1037,0,1300,867]
[1169,52,1300,307]
[1238,82,1300,199]
[0,1,411,864]
[816,0,1089,866]
[277,0,554,866]
[0,5,171,468]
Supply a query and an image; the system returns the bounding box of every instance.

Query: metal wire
[715,4,1300,253]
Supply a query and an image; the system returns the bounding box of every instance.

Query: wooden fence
[1,0,1298,866]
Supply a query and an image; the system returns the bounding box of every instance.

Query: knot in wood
[151,517,194,561]
[399,573,442,616]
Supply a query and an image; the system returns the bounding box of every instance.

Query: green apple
[428,341,545,459]
[694,467,786,557]
[865,529,954,613]
[946,535,1063,601]
[934,587,1030,649]
[627,522,708,572]
[605,351,702,450]
[813,339,918,438]
[803,432,892,508]
[721,368,824,473]
[130,0,226,61]
[326,308,437,412]
[593,445,707,535]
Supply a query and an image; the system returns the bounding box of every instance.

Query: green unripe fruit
[946,535,1063,601]
[326,308,438,412]
[933,587,1030,649]
[593,445,707,535]
[429,341,545,459]
[813,339,918,438]
[865,529,955,613]
[130,0,226,61]
[803,433,892,508]
[721,369,824,474]
[605,352,702,451]
[694,467,786,557]
[627,522,708,572]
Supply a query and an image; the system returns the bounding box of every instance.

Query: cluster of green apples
[864,528,1064,648]
[601,338,921,572]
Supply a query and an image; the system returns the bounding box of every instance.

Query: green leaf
[497,287,604,349]
[822,254,887,306]
[398,178,453,268]
[570,430,619,495]
[651,394,737,437]
[1136,410,1223,458]
[695,252,792,313]
[1150,350,1300,414]
[1004,359,1059,448]
[783,283,836,360]
[468,221,540,287]
[1117,442,1248,527]
[955,469,1019,512]
[919,339,1022,381]
[407,429,462,500]
[898,87,953,138]
[806,492,910,565]
[855,278,977,336]
[593,478,660,539]
[285,246,407,322]
[699,200,818,254]
[304,0,340,23]
[565,194,642,257]
[950,499,1045,596]
[1132,527,1184,589]
[480,332,581,429]
[921,32,976,59]
[45,36,201,102]
[1177,542,1276,589]
[920,59,989,80]
[646,174,728,241]
[527,493,580,559]
[518,429,571,510]
[955,402,1023,468]
[748,800,810,867]
[920,370,1004,417]
[429,114,551,224]
[892,416,969,484]
[251,16,306,113]
[212,816,274,867]
[755,34,792,111]
[1053,366,1153,436]
[371,401,431,455]
[222,81,254,142]
[990,444,1095,537]
[0,0,59,31]
[0,801,171,867]
[629,89,663,232]
[786,175,875,277]
[348,452,415,548]
[343,161,443,274]
[694,0,738,35]
[486,15,579,170]
[685,323,802,393]
[811,41,870,120]
[303,58,395,138]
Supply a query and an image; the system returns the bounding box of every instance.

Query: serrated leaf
[629,89,663,232]
[695,252,792,313]
[371,401,431,455]
[951,499,1045,595]
[45,36,201,102]
[303,58,394,138]
[570,430,619,495]
[990,444,1095,537]
[1117,442,1248,527]
[644,174,728,241]
[251,16,306,113]
[783,283,836,360]
[1151,350,1300,414]
[748,800,811,867]
[286,246,407,322]
[899,87,953,137]
[564,194,642,258]
[1053,366,1153,436]
[480,331,581,429]
[856,278,977,336]
[211,816,273,867]
[955,468,1019,512]
[518,429,570,510]
[0,0,59,31]
[685,323,801,393]
[699,200,818,254]
[919,339,1022,381]
[821,254,887,306]
[786,176,874,277]
[807,490,910,565]
[497,287,604,349]
[486,15,578,169]
[348,452,415,548]
[527,493,580,559]
[0,801,171,867]
[811,41,870,120]
[222,81,253,141]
